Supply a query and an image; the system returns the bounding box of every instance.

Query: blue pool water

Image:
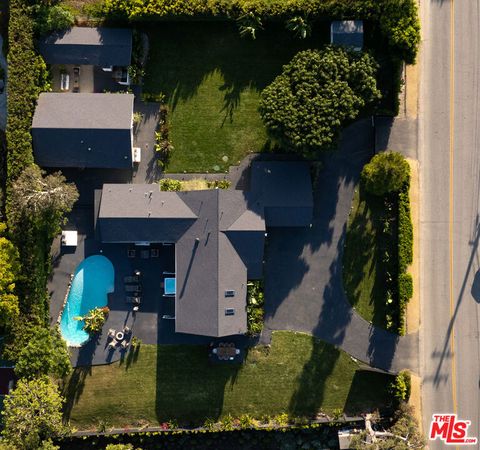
[60,255,114,346]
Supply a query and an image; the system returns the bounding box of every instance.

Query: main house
[95,162,313,337]
[35,26,314,339]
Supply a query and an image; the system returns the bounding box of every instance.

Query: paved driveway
[263,119,419,373]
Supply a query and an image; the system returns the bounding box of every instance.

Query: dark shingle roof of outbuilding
[330,20,364,51]
[32,93,134,169]
[39,27,132,66]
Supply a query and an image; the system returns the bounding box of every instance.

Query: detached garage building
[32,92,134,169]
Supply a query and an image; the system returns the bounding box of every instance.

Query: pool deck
[49,208,249,367]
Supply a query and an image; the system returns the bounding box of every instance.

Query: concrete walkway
[0,36,7,130]
[263,119,419,374]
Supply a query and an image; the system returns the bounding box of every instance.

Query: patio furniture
[120,340,129,349]
[123,326,131,333]
[133,306,139,312]
[151,248,159,257]
[127,249,136,258]
[125,284,142,293]
[126,296,141,305]
[141,250,150,259]
[108,341,117,349]
[132,147,141,163]
[60,73,70,91]
[163,277,176,297]
[107,328,116,338]
[212,348,218,354]
[235,349,240,355]
[115,331,124,341]
[124,275,140,283]
[61,230,78,247]
[134,270,141,276]
[162,315,175,320]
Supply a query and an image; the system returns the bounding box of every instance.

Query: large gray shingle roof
[39,27,132,67]
[32,93,134,169]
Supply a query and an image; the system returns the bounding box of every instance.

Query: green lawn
[143,22,328,173]
[343,184,395,329]
[64,332,393,429]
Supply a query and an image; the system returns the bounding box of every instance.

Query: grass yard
[64,331,393,430]
[143,22,328,173]
[343,184,396,329]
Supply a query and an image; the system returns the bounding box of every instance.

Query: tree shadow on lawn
[62,366,92,422]
[155,344,241,426]
[343,369,395,416]
[143,21,329,113]
[343,184,393,329]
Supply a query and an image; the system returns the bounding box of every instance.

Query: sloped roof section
[39,27,132,66]
[32,93,134,169]
[250,161,313,227]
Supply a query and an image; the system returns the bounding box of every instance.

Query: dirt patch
[406,158,420,335]
[409,372,423,434]
[406,63,419,119]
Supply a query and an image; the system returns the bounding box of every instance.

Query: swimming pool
[60,255,114,347]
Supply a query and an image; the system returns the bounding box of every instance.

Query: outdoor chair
[133,306,139,312]
[212,348,218,354]
[127,249,136,258]
[121,340,129,349]
[108,341,117,349]
[124,275,140,283]
[107,329,116,338]
[124,326,131,334]
[235,349,240,355]
[125,285,142,293]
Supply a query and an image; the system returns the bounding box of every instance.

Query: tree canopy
[13,325,71,380]
[259,47,380,156]
[0,223,20,331]
[9,164,78,236]
[361,151,410,196]
[1,376,67,450]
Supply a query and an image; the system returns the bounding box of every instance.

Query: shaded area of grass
[143,21,328,173]
[343,184,398,329]
[63,332,393,429]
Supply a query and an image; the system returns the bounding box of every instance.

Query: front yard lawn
[64,331,393,429]
[143,22,327,173]
[343,184,396,329]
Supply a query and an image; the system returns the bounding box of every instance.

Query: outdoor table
[216,345,236,359]
[115,331,124,341]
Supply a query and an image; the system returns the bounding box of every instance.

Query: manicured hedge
[103,0,420,63]
[397,183,413,335]
[6,0,49,183]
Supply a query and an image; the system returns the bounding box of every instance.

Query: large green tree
[1,376,67,450]
[0,223,20,331]
[259,47,380,155]
[13,325,71,380]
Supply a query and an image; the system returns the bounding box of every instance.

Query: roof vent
[225,290,236,297]
[225,308,235,316]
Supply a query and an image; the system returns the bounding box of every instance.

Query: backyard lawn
[343,184,394,329]
[143,22,328,173]
[64,331,393,429]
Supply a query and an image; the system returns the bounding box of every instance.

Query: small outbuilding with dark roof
[330,20,364,51]
[32,92,134,169]
[39,27,133,67]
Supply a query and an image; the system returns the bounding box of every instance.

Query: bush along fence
[397,183,413,335]
[58,416,365,450]
[102,0,420,64]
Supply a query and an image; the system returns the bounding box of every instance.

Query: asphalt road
[420,0,480,447]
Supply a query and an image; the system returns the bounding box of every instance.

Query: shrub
[398,188,413,272]
[390,370,411,402]
[246,280,264,335]
[33,4,74,36]
[362,151,410,196]
[206,179,231,189]
[159,178,182,191]
[398,272,413,335]
[259,47,380,155]
[79,306,110,334]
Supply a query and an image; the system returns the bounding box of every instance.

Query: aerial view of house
[0,1,444,449]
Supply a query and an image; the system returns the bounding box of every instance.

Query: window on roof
[225,308,235,316]
[225,290,236,297]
